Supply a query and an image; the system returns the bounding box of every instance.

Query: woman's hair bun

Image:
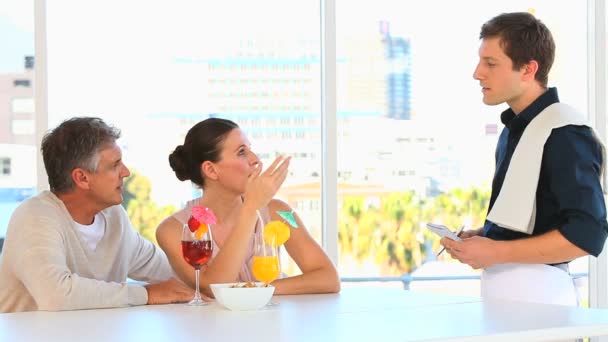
[169,145,191,181]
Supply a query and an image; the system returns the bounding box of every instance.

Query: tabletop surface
[2,288,608,341]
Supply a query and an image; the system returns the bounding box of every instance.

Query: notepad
[426,223,462,241]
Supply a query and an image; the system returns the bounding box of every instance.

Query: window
[13,79,31,87]
[0,0,36,244]
[46,0,321,276]
[32,0,608,304]
[11,119,35,135]
[0,158,11,176]
[11,98,35,113]
[336,0,589,299]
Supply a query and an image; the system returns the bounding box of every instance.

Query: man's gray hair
[41,117,121,193]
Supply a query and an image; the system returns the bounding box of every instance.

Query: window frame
[33,0,608,309]
[588,0,608,314]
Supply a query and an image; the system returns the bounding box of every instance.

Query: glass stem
[194,267,201,301]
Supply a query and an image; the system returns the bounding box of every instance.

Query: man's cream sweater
[0,191,173,313]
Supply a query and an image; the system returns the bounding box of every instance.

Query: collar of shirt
[500,87,560,135]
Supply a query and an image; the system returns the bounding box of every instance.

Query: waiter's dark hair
[480,12,555,87]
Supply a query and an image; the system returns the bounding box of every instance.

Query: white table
[2,288,608,341]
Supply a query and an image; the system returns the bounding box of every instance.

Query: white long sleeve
[0,191,173,313]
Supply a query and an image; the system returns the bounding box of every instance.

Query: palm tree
[122,170,176,243]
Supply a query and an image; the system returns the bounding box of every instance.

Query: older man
[0,117,193,312]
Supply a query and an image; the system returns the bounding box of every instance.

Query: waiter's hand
[457,227,483,239]
[440,236,503,269]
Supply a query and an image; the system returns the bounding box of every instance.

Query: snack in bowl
[230,282,257,288]
[210,282,275,311]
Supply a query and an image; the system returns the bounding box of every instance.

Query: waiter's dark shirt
[483,87,608,257]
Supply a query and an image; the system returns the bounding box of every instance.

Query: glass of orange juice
[253,230,280,305]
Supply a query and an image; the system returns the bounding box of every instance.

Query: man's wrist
[495,240,512,264]
[128,283,148,306]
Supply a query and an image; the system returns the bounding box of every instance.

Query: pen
[437,225,465,257]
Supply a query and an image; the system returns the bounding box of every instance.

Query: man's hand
[440,236,504,269]
[458,227,483,239]
[145,278,209,305]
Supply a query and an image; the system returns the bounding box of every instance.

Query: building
[0,56,35,145]
[380,21,412,120]
[147,24,460,208]
[0,144,36,240]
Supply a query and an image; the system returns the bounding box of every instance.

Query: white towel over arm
[486,103,606,234]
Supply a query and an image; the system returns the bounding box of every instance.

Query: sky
[0,0,34,73]
[2,0,588,122]
[0,0,591,206]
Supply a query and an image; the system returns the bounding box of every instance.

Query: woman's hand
[243,155,291,210]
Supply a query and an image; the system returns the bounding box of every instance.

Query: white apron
[481,263,577,306]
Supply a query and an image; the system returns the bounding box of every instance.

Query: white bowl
[210,282,275,311]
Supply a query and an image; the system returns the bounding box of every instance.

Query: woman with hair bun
[157,118,340,296]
